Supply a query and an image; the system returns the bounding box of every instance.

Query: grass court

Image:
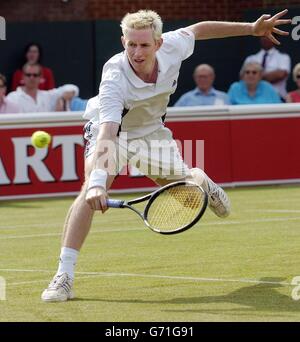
[0,185,300,321]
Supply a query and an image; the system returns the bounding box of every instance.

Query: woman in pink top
[0,74,19,114]
[286,63,300,103]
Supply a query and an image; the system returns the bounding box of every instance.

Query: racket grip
[106,199,125,208]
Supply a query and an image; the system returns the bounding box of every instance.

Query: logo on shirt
[172,80,177,87]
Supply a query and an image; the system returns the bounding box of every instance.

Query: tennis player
[42,9,291,302]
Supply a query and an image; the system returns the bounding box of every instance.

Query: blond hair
[292,63,300,82]
[240,62,262,78]
[120,10,163,41]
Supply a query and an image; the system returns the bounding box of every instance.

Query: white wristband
[88,169,108,191]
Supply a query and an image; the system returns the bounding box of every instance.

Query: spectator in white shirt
[243,36,291,100]
[7,63,79,113]
[0,73,20,114]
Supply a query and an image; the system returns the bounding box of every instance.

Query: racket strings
[146,185,205,232]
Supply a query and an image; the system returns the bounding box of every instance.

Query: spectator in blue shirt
[228,62,281,105]
[174,64,230,106]
[56,94,88,111]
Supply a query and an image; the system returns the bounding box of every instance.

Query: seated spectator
[243,37,291,100]
[228,62,281,105]
[69,97,88,111]
[0,73,20,114]
[55,94,88,111]
[286,63,300,103]
[174,64,230,106]
[7,63,79,113]
[11,42,55,91]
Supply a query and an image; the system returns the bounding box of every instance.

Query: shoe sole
[41,291,74,303]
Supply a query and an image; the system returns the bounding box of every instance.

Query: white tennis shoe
[41,273,74,302]
[204,175,231,218]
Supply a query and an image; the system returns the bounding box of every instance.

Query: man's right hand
[86,186,108,213]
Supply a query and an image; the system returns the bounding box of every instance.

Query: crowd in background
[1,37,300,115]
[175,37,300,107]
[0,42,88,114]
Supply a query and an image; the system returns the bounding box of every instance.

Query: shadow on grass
[0,197,74,209]
[0,202,42,208]
[73,277,300,314]
[162,277,300,315]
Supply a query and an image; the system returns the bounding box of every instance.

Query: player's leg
[41,153,115,302]
[137,126,230,218]
[155,171,230,218]
[188,168,230,218]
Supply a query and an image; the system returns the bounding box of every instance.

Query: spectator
[56,94,88,111]
[69,97,88,111]
[286,63,300,103]
[174,64,230,106]
[0,73,20,114]
[243,36,291,100]
[228,62,282,105]
[11,42,55,91]
[7,63,79,113]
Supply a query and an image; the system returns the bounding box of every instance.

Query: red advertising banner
[1,105,300,200]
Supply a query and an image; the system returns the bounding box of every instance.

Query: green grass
[1,185,300,321]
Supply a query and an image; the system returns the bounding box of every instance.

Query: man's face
[23,65,41,90]
[194,68,215,92]
[122,28,162,74]
[242,66,262,88]
[0,79,6,100]
[260,36,274,51]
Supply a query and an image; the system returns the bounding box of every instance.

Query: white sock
[56,247,79,280]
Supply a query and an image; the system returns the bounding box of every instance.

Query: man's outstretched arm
[187,9,291,45]
[85,121,120,212]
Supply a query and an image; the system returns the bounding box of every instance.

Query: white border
[1,104,300,127]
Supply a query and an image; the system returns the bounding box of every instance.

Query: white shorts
[83,123,190,180]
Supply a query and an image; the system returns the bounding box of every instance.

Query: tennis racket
[107,181,208,235]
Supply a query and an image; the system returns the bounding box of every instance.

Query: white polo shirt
[244,48,291,98]
[7,85,79,113]
[83,28,195,139]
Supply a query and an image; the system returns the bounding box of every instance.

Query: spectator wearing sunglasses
[228,62,281,105]
[0,73,20,114]
[286,64,300,103]
[11,42,55,91]
[7,63,79,113]
[243,37,291,100]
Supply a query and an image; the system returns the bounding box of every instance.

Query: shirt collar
[122,51,162,88]
[194,87,217,96]
[240,80,263,96]
[17,86,40,97]
[261,47,277,56]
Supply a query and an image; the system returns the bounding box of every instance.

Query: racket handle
[106,199,125,208]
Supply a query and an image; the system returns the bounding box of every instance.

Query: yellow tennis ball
[31,131,52,148]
